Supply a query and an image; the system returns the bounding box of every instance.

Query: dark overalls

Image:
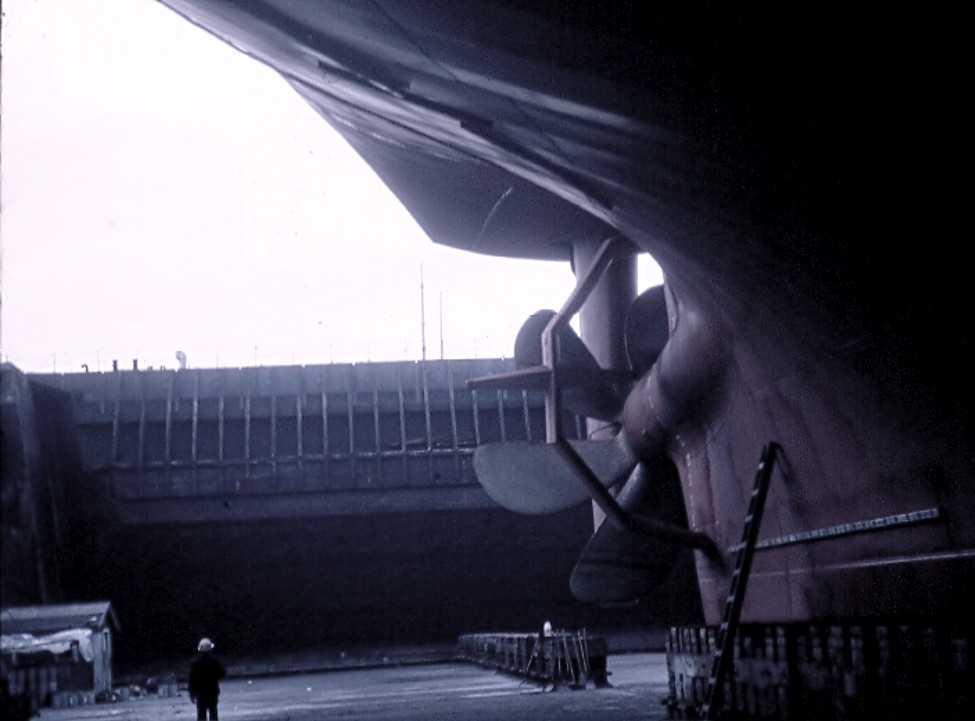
[189,651,226,720]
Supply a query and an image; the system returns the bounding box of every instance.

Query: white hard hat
[198,638,214,652]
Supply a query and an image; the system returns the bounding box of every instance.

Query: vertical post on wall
[420,264,427,362]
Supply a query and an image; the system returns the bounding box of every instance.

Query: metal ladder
[702,441,780,719]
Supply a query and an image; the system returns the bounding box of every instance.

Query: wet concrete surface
[35,652,671,720]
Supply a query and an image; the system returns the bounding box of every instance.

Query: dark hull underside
[152,1,972,628]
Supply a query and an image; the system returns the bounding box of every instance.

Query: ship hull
[149,1,972,628]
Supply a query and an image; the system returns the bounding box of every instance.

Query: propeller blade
[569,458,691,604]
[472,435,636,514]
[624,284,670,378]
[514,309,600,370]
[514,310,633,421]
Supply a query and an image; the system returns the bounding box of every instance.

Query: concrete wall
[3,360,702,667]
[80,511,701,667]
[0,365,75,606]
[77,504,683,665]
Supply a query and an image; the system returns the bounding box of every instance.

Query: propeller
[473,284,670,513]
[510,284,670,422]
[469,283,707,604]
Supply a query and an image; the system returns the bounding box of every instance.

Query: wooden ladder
[702,441,780,719]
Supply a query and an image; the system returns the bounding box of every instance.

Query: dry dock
[30,652,671,721]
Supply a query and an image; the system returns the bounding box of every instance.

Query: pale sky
[0,0,661,373]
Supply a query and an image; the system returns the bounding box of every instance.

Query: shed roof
[0,601,119,635]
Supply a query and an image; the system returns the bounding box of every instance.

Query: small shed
[1,600,120,708]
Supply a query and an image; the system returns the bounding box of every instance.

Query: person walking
[189,638,226,720]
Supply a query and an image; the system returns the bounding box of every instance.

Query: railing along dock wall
[28,359,589,522]
[458,631,608,689]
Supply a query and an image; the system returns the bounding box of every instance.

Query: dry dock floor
[34,652,670,720]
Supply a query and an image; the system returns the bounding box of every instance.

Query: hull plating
[150,1,971,628]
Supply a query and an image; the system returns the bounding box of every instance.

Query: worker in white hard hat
[189,638,226,720]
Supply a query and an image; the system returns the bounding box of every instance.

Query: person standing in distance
[189,638,226,720]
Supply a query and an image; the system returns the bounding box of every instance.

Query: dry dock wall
[1,360,702,666]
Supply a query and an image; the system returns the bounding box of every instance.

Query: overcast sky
[0,0,661,373]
